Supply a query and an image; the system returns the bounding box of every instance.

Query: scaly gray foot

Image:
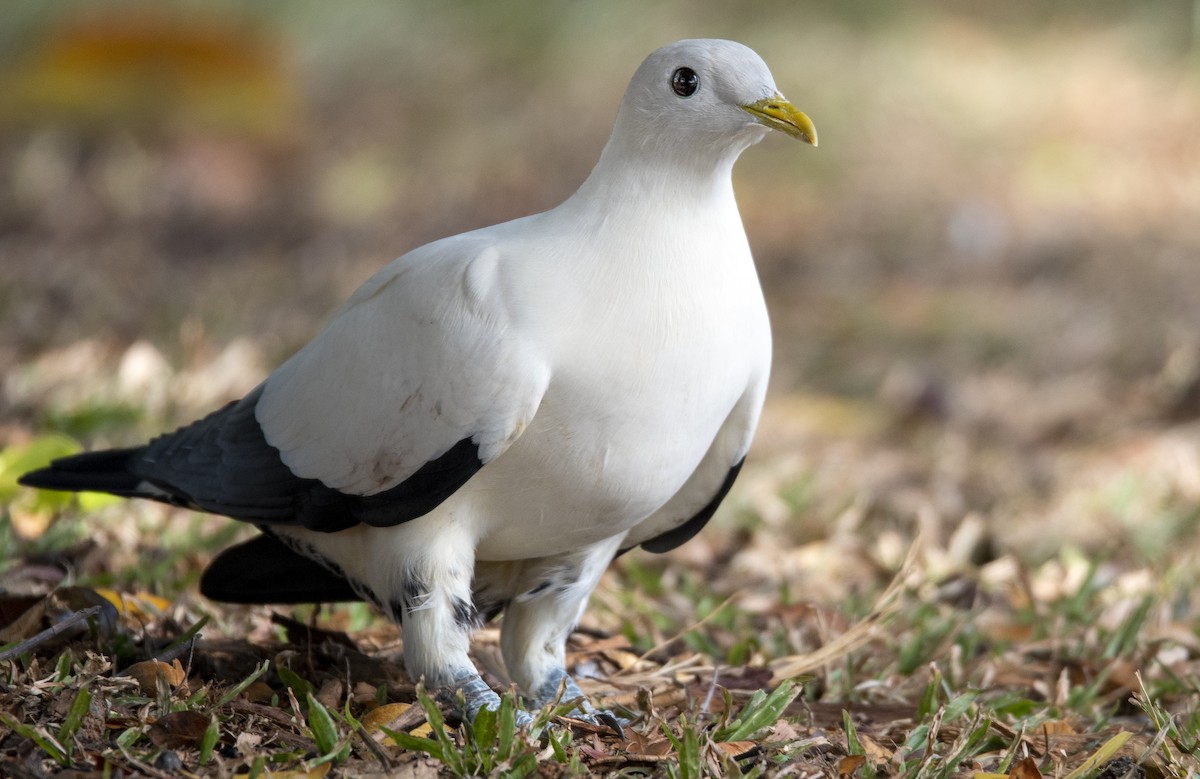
[446,672,535,728]
[525,668,627,737]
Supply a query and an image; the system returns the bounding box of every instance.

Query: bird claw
[445,670,628,737]
[567,708,627,739]
[524,669,629,737]
[445,672,541,730]
[446,672,503,723]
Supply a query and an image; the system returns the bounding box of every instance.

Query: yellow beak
[742,94,818,146]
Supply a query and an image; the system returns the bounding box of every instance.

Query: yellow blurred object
[8,506,54,539]
[96,588,172,621]
[359,702,439,739]
[0,7,297,140]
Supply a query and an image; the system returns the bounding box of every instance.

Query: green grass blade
[305,692,340,755]
[198,716,220,766]
[942,690,978,723]
[1061,731,1132,779]
[59,684,92,743]
[496,692,516,759]
[715,679,800,742]
[0,711,68,766]
[214,659,271,709]
[277,665,315,701]
[382,727,445,761]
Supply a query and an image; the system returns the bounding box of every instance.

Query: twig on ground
[0,605,104,663]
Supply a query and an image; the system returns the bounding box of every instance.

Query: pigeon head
[593,39,816,185]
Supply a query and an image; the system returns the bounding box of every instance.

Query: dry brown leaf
[621,728,674,757]
[242,680,276,703]
[604,647,646,671]
[125,659,186,693]
[858,732,894,764]
[637,741,675,758]
[713,740,757,758]
[571,633,634,654]
[0,596,47,643]
[147,710,209,748]
[764,719,804,743]
[316,677,343,710]
[361,702,412,731]
[1035,720,1077,736]
[351,681,379,708]
[1009,756,1044,779]
[838,754,866,776]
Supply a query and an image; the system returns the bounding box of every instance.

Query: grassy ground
[2,2,1200,777]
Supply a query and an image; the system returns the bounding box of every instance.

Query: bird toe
[445,672,540,729]
[570,708,629,739]
[522,669,629,736]
[446,672,502,722]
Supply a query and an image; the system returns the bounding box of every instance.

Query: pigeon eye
[671,67,699,97]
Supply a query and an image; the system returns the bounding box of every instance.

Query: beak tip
[744,98,818,148]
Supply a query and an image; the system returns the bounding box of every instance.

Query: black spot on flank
[403,576,427,606]
[452,597,476,630]
[554,571,580,595]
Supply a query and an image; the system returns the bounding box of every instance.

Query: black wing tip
[16,468,52,489]
[16,448,146,495]
[16,469,86,492]
[354,436,483,528]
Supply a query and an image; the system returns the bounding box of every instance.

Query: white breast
[461,200,771,560]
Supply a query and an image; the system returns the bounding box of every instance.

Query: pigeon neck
[566,126,747,214]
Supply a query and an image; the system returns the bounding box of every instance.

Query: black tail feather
[17,447,148,497]
[200,533,362,604]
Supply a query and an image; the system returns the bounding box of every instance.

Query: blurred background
[2,1,1199,577]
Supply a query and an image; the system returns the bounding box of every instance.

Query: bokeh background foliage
[2,2,1200,777]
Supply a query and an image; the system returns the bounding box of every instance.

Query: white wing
[257,236,550,497]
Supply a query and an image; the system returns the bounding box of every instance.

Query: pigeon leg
[500,539,626,732]
[387,529,528,724]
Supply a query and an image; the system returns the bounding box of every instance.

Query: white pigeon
[20,38,816,727]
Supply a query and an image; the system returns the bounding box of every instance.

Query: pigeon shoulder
[255,228,551,496]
